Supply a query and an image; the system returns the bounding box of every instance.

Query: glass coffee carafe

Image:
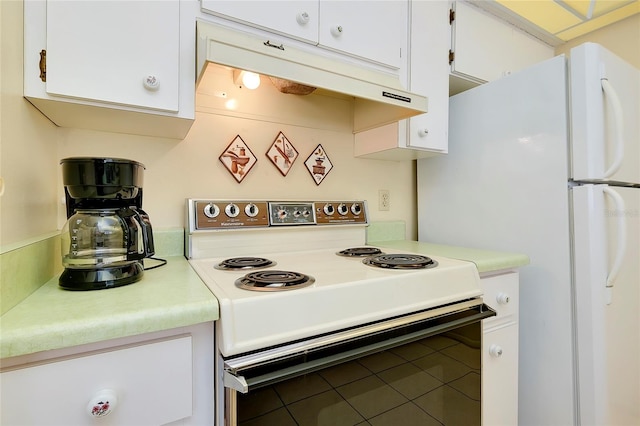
[59,158,154,290]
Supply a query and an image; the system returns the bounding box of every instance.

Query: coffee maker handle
[135,208,155,258]
[120,208,155,261]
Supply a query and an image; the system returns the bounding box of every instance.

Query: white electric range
[185,199,492,426]
[185,199,483,356]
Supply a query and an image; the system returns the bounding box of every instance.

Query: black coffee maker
[59,157,155,290]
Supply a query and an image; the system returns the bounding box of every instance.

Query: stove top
[189,247,481,356]
[185,199,482,356]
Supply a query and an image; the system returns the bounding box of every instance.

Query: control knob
[204,203,220,218]
[277,207,288,220]
[245,203,259,217]
[323,203,335,215]
[351,203,362,215]
[337,203,348,215]
[225,203,240,218]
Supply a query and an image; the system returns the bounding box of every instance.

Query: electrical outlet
[378,190,390,211]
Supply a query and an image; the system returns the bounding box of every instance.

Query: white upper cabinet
[200,0,320,44]
[450,1,553,87]
[46,1,179,111]
[354,0,450,160]
[200,0,407,69]
[406,0,450,153]
[318,1,406,69]
[24,0,195,139]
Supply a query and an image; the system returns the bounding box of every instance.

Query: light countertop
[0,256,218,359]
[372,240,530,273]
[1,239,528,360]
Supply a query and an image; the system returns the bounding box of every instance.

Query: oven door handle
[224,299,495,393]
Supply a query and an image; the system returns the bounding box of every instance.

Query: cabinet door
[46,0,180,112]
[483,324,519,426]
[0,336,193,425]
[407,0,450,152]
[200,0,319,43]
[319,1,407,68]
[451,1,511,82]
[451,1,553,84]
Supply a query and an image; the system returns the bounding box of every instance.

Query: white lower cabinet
[483,322,519,425]
[481,271,519,426]
[0,323,214,426]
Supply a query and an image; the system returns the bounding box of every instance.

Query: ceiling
[475,0,639,46]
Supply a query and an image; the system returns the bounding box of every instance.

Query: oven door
[222,299,495,426]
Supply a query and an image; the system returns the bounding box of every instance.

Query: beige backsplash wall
[56,67,417,236]
[57,111,417,237]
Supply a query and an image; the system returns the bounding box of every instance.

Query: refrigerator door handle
[602,186,627,303]
[600,78,624,179]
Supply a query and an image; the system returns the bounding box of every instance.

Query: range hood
[196,22,427,133]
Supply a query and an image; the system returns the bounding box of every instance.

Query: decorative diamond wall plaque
[266,132,298,176]
[219,135,257,183]
[305,144,333,185]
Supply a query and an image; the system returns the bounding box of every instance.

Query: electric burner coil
[336,247,384,257]
[363,254,438,270]
[215,257,276,271]
[236,270,315,291]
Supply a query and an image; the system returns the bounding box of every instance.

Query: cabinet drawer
[481,271,519,327]
[483,324,518,426]
[1,336,192,425]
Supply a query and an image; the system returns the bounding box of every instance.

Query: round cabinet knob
[225,203,240,218]
[337,203,348,215]
[489,344,503,358]
[204,203,220,218]
[296,11,310,25]
[330,25,343,37]
[418,129,429,137]
[496,292,510,305]
[245,203,259,217]
[143,75,160,91]
[87,389,117,418]
[323,204,335,215]
[351,203,362,215]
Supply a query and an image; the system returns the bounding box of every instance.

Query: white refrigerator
[417,43,639,426]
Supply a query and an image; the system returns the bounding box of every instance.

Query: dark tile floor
[237,334,481,426]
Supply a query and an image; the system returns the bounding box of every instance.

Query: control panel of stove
[189,200,368,230]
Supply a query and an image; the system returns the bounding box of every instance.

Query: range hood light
[233,69,261,90]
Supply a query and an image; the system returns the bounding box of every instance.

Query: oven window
[235,322,481,426]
